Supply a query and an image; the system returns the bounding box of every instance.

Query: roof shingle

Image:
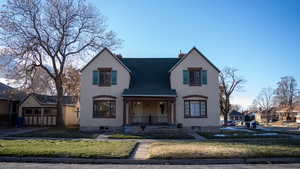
[121,58,179,96]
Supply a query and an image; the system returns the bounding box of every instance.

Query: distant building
[229,110,244,121]
[276,105,300,122]
[256,108,278,123]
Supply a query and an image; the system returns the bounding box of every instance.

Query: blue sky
[88,0,300,108]
[0,0,299,108]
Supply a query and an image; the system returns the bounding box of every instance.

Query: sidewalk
[0,128,46,137]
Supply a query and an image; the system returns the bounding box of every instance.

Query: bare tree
[231,104,242,112]
[253,87,274,111]
[253,87,274,123]
[275,76,299,120]
[0,0,121,126]
[219,67,246,126]
[62,65,80,96]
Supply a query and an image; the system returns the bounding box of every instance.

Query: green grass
[149,140,300,159]
[108,132,195,139]
[198,131,287,139]
[12,128,99,139]
[0,140,136,158]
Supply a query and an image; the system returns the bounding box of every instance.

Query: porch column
[172,101,176,124]
[41,108,44,127]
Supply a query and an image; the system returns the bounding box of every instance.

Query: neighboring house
[19,93,79,127]
[256,108,278,123]
[229,110,244,121]
[0,82,26,126]
[276,105,300,122]
[80,47,220,132]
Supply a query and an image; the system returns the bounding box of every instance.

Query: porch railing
[131,115,169,124]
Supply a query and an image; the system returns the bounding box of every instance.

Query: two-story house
[80,47,220,132]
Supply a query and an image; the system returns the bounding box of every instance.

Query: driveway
[0,163,299,169]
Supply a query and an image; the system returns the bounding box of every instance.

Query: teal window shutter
[183,70,189,84]
[111,70,117,85]
[202,70,207,85]
[92,71,99,85]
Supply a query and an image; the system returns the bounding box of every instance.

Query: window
[183,68,207,86]
[189,68,201,85]
[93,68,117,86]
[99,69,112,86]
[184,100,207,118]
[93,100,116,118]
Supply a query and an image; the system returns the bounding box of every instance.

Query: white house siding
[170,49,220,131]
[80,49,130,130]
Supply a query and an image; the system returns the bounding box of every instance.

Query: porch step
[124,125,178,133]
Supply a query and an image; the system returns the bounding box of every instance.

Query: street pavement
[0,163,300,169]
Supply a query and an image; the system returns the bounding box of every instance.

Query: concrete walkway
[131,142,151,160]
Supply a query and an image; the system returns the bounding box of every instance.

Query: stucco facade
[170,49,220,130]
[80,47,220,131]
[80,49,130,130]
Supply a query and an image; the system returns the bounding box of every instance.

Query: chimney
[178,50,185,58]
[115,53,122,59]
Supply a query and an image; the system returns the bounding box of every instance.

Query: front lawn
[12,128,99,139]
[148,140,300,159]
[108,132,194,139]
[0,140,136,158]
[198,130,287,139]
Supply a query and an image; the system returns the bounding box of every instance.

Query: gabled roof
[169,47,220,73]
[22,93,78,105]
[229,110,243,116]
[0,82,13,91]
[80,48,131,73]
[0,83,26,101]
[276,105,300,113]
[121,58,179,97]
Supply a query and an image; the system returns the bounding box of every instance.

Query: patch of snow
[214,134,226,137]
[221,127,254,133]
[256,126,273,131]
[253,133,279,136]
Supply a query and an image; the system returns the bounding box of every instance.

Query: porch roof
[122,88,177,97]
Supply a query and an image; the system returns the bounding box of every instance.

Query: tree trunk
[223,95,230,126]
[55,79,65,127]
[223,112,228,126]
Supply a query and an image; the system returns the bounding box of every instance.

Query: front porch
[123,97,176,125]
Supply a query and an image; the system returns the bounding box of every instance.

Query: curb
[1,156,300,165]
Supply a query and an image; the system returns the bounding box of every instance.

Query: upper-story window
[92,68,117,86]
[99,68,112,86]
[189,68,201,86]
[183,68,207,86]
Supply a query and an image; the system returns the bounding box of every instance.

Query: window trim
[184,100,207,118]
[98,68,112,87]
[93,99,116,118]
[188,67,202,86]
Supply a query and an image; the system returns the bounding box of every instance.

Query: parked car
[227,120,236,126]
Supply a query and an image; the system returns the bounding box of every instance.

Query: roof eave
[168,47,221,73]
[80,47,132,74]
[122,94,177,97]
